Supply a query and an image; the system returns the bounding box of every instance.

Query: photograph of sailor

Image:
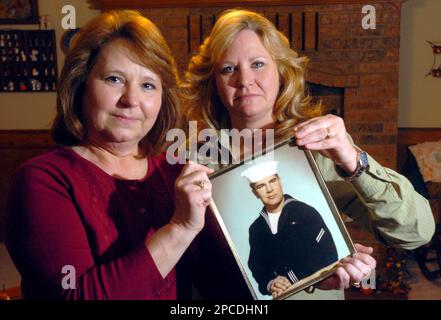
[241,161,338,297]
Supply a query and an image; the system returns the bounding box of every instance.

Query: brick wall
[131,2,403,169]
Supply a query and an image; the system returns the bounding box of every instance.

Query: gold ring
[351,281,361,288]
[193,180,205,190]
[325,128,333,140]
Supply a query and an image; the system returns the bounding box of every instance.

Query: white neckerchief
[259,198,296,234]
[267,210,282,234]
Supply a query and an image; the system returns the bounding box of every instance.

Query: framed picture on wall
[0,0,39,24]
[208,138,355,300]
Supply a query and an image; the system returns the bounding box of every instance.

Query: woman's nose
[119,84,140,108]
[235,67,254,88]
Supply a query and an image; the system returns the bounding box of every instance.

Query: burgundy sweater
[5,147,185,299]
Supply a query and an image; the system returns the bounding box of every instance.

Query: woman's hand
[171,161,214,234]
[146,162,214,278]
[316,243,377,290]
[294,114,358,174]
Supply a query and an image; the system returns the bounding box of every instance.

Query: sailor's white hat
[240,161,279,184]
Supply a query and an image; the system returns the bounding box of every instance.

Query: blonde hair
[183,9,321,141]
[52,10,180,156]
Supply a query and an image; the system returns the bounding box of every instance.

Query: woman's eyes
[252,61,265,69]
[220,66,234,74]
[142,83,157,90]
[220,61,265,74]
[105,76,122,84]
[105,76,157,90]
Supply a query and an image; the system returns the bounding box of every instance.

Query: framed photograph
[0,0,39,24]
[209,139,355,300]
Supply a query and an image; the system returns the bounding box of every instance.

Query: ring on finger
[351,281,361,288]
[193,180,205,190]
[325,127,334,140]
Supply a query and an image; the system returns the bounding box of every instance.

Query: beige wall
[399,0,441,128]
[0,0,98,129]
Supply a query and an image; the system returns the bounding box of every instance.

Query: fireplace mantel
[90,0,405,10]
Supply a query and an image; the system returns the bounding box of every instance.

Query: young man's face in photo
[251,174,284,210]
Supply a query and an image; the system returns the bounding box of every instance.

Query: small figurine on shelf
[19,82,27,91]
[52,82,56,91]
[44,68,48,76]
[21,50,26,62]
[30,79,42,91]
[42,53,47,61]
[44,83,49,91]
[14,33,19,47]
[31,68,39,76]
[30,49,39,62]
[51,67,56,76]
[14,48,19,61]
[8,81,15,91]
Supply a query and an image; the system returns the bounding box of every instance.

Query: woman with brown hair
[6,10,212,299]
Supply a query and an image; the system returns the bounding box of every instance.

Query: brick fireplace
[92,0,405,170]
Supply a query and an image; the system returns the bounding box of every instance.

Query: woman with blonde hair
[184,9,320,140]
[184,9,434,299]
[6,10,213,299]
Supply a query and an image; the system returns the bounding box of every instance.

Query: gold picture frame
[208,138,355,300]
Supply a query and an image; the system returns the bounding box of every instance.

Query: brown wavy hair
[52,10,180,156]
[183,9,321,141]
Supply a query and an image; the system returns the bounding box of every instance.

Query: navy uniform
[248,194,338,296]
